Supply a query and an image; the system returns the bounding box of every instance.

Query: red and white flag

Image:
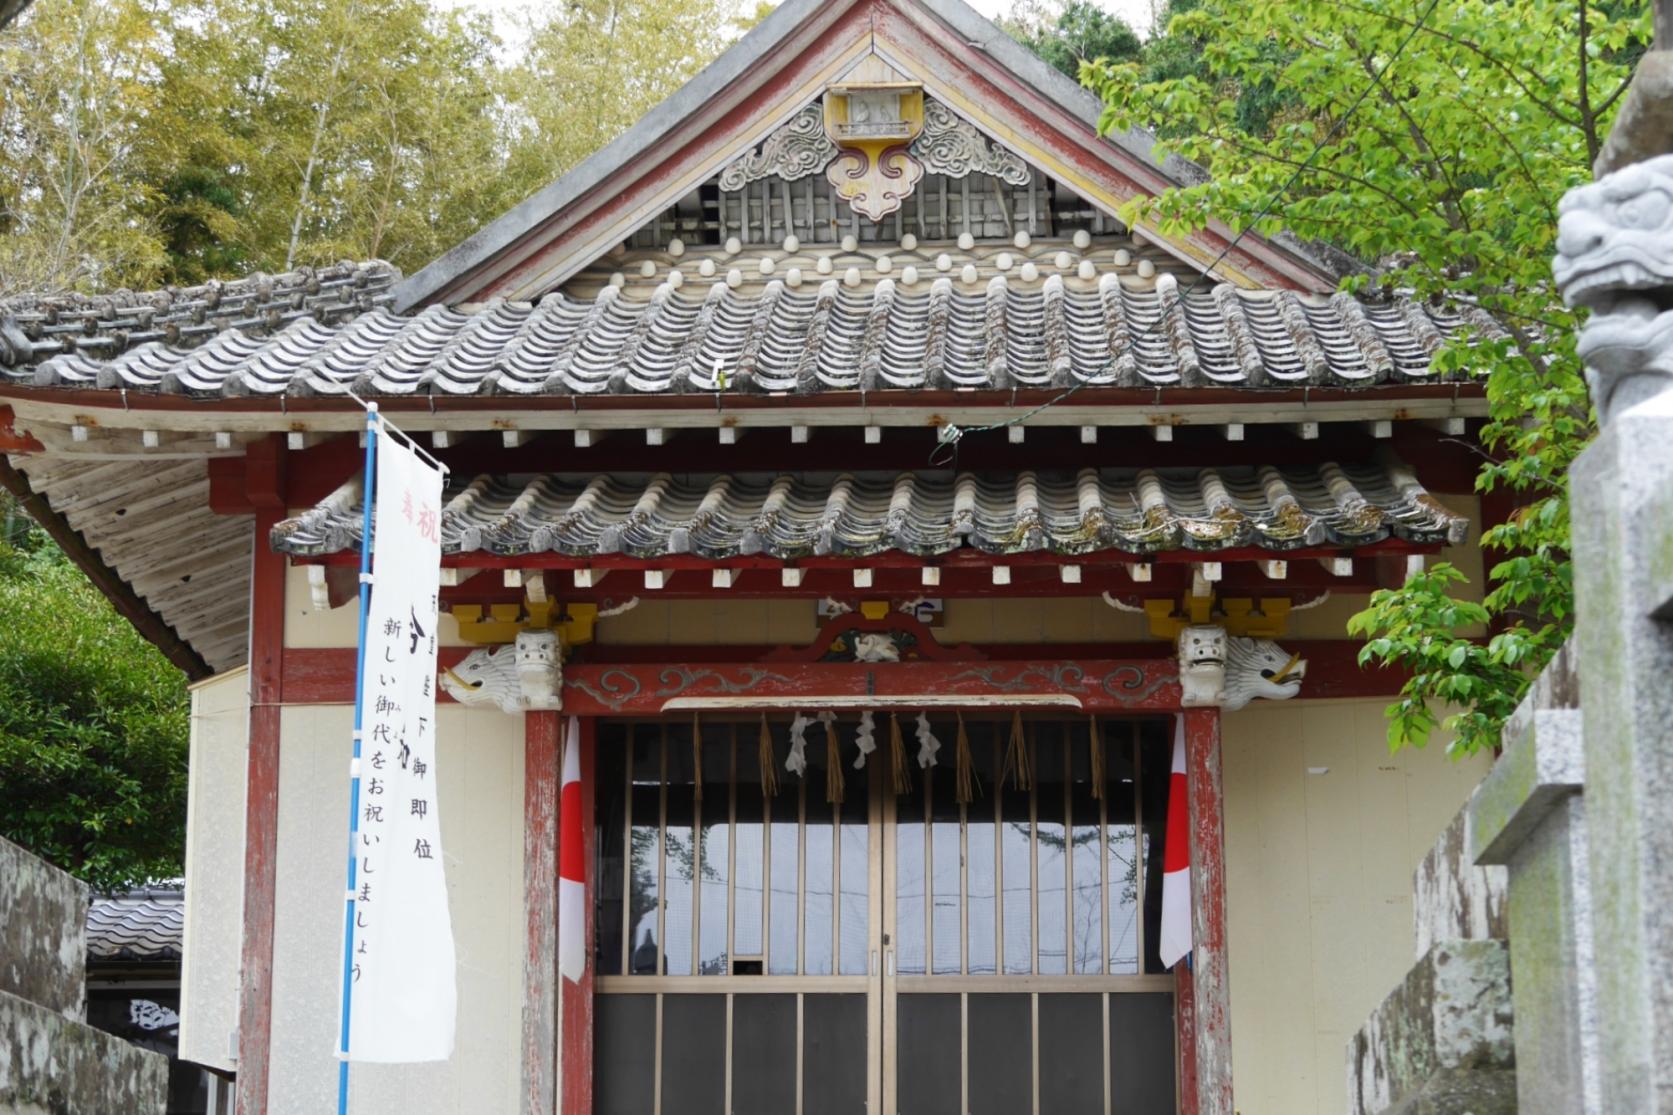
[1158,715,1192,969]
[558,716,586,984]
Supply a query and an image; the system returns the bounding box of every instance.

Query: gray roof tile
[272,459,1468,562]
[0,261,398,369]
[12,276,1494,397]
[85,890,183,962]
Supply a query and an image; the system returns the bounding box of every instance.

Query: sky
[966,0,1156,33]
[449,0,1158,54]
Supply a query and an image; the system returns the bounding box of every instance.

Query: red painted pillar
[524,712,560,1115]
[1175,960,1198,1115]
[236,438,286,1115]
[1184,707,1232,1115]
[559,718,596,1115]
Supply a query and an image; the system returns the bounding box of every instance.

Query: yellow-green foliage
[0,0,754,293]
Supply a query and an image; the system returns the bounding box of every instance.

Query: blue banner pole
[337,402,379,1114]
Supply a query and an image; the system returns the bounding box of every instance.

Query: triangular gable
[393,0,1336,311]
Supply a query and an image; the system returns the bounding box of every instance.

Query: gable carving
[715,95,1034,222]
[913,100,1030,185]
[717,104,836,191]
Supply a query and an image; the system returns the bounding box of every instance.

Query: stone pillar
[1468,645,1598,1114]
[1569,393,1673,1115]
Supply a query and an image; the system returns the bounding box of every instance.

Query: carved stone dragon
[439,629,562,714]
[1554,153,1673,423]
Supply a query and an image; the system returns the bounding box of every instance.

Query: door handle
[871,949,879,976]
[886,948,895,977]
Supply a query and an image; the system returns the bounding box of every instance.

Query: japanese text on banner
[345,428,455,1063]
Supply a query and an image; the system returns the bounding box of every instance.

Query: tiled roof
[0,260,398,368]
[86,889,183,963]
[8,269,1492,397]
[272,459,1468,561]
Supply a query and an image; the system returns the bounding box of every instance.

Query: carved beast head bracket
[440,629,563,714]
[1555,153,1673,423]
[1177,625,1307,710]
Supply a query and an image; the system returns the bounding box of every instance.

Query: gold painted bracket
[824,81,925,220]
[451,600,599,648]
[1144,596,1294,641]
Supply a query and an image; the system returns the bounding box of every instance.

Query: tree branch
[1313,0,1584,129]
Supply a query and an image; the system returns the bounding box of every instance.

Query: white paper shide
[345,428,456,1062]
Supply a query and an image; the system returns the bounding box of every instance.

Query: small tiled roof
[8,270,1491,397]
[86,889,184,963]
[0,260,398,369]
[272,459,1468,561]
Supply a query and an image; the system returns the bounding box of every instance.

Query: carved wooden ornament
[823,82,925,221]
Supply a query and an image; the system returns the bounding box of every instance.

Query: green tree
[1088,1,1651,756]
[0,0,171,295]
[501,0,746,192]
[5,0,754,289]
[0,504,190,890]
[1002,0,1142,81]
[145,0,519,279]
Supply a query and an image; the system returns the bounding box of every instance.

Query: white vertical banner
[345,428,455,1062]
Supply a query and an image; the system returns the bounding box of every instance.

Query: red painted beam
[0,405,43,453]
[0,380,1485,421]
[1184,707,1232,1115]
[524,712,560,1115]
[278,639,1410,705]
[431,567,1379,605]
[272,422,1486,509]
[559,717,596,1115]
[236,454,286,1115]
[281,655,1177,713]
[299,538,1439,569]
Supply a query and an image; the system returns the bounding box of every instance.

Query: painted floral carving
[909,100,1030,185]
[717,103,837,191]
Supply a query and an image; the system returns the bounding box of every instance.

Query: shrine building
[0,1,1495,1112]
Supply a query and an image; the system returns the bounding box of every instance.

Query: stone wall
[0,836,168,1114]
[1345,805,1513,1115]
[1,835,88,1020]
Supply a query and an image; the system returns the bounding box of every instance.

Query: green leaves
[1090,0,1652,756]
[0,508,190,890]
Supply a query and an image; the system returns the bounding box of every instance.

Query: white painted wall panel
[179,667,250,1072]
[1223,698,1491,1115]
[265,703,524,1115]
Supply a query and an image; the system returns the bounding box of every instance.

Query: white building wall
[1222,698,1491,1115]
[179,667,250,1072]
[264,702,525,1115]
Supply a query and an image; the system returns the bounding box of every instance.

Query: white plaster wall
[1222,698,1491,1115]
[179,667,250,1072]
[265,702,524,1115]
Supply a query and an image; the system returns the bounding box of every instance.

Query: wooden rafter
[0,454,212,680]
